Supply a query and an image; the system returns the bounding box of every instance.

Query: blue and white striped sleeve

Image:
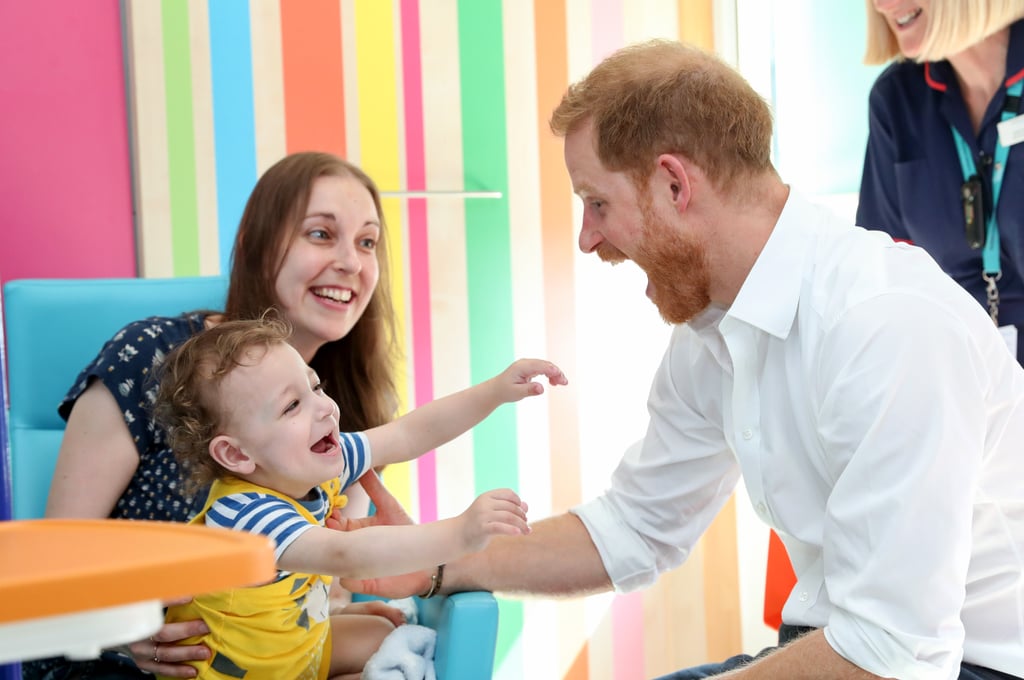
[337,431,372,488]
[206,493,314,561]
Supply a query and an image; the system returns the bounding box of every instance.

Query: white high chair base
[0,600,163,664]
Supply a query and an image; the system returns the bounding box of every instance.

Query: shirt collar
[721,187,814,340]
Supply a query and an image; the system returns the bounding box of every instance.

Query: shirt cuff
[571,495,668,593]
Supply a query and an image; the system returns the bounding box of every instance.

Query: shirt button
[741,428,753,440]
[799,591,809,602]
[756,502,767,516]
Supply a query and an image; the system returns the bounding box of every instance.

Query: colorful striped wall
[121,1,749,677]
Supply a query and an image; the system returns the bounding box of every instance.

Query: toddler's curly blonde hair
[154,314,291,495]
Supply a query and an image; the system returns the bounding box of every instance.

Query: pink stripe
[612,592,645,680]
[400,0,437,523]
[590,0,624,64]
[0,0,135,286]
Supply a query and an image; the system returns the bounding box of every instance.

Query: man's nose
[578,217,602,254]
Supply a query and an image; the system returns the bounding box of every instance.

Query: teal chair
[1,276,498,680]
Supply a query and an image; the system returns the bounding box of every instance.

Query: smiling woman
[26,152,403,680]
[271,173,382,362]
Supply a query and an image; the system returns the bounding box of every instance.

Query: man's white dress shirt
[574,190,1024,679]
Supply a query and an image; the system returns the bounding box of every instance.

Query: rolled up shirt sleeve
[572,326,741,593]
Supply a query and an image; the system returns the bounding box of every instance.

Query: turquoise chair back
[3,276,228,520]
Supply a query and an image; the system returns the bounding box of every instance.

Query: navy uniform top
[857,19,1024,328]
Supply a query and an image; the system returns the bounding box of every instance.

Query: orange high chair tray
[0,518,275,663]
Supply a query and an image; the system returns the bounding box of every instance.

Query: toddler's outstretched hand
[458,488,531,552]
[493,358,568,402]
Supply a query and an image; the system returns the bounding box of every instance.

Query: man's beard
[635,198,711,325]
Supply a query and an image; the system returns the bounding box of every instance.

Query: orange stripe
[702,496,743,660]
[279,0,345,155]
[566,641,590,680]
[536,0,579,520]
[677,0,714,50]
[534,4,589,679]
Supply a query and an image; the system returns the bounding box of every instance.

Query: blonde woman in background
[858,0,1024,360]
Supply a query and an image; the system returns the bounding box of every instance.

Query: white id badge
[997,114,1024,147]
[999,324,1018,358]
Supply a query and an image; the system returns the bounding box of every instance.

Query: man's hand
[339,569,435,600]
[335,599,407,627]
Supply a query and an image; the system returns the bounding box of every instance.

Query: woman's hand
[127,597,210,678]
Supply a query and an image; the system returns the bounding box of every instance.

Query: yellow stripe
[124,0,173,278]
[353,0,413,508]
[187,0,220,275]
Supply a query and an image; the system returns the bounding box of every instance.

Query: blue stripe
[339,431,368,485]
[239,500,294,533]
[215,494,248,511]
[206,505,236,527]
[269,523,308,559]
[207,0,258,275]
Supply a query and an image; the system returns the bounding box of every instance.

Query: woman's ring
[153,641,160,663]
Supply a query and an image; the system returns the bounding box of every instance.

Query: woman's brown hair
[224,152,400,431]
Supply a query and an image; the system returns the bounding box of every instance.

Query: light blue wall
[768,1,884,195]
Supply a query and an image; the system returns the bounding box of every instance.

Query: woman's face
[873,0,929,59]
[274,174,381,361]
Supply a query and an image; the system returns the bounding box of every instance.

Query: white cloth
[386,597,420,625]
[572,189,1024,679]
[362,624,436,680]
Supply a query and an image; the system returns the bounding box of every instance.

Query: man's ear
[210,435,256,474]
[655,153,691,213]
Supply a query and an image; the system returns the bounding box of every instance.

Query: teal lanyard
[951,79,1023,324]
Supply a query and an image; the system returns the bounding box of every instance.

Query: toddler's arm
[278,488,529,578]
[365,358,567,467]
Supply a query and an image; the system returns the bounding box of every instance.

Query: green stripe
[161,0,199,276]
[457,0,521,671]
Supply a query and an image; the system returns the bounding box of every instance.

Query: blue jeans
[652,626,1021,680]
[656,660,1020,680]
